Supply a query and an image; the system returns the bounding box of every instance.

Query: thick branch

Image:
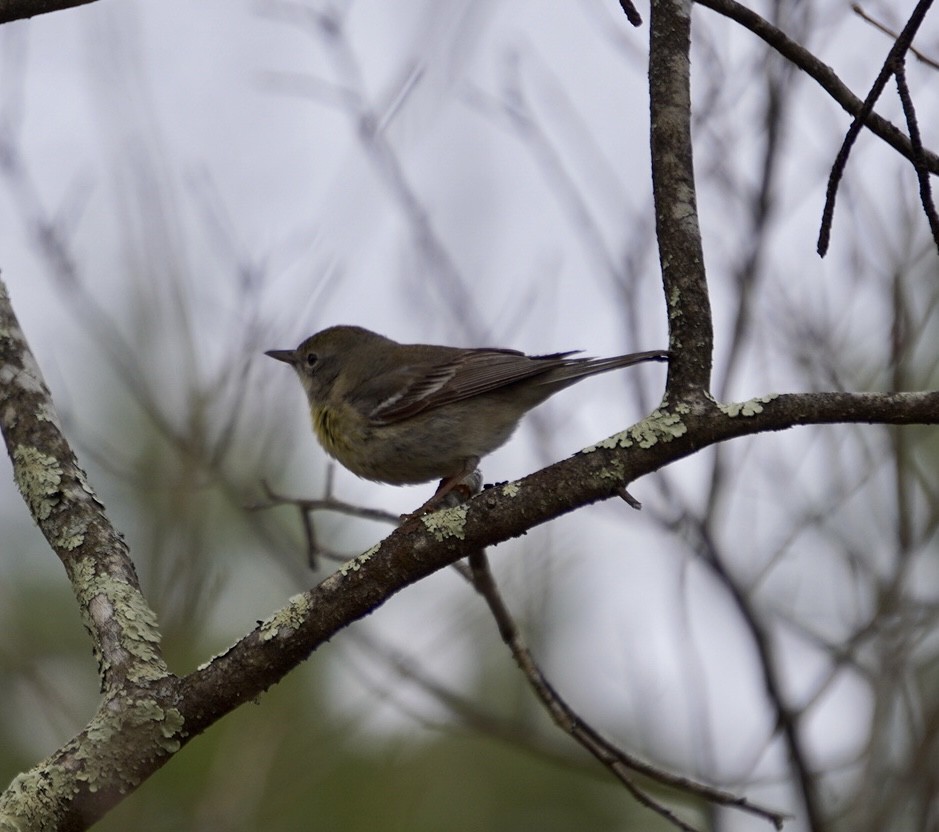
[180,390,939,734]
[0,279,176,829]
[649,0,714,396]
[0,280,167,693]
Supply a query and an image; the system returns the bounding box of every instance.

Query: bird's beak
[265,349,296,365]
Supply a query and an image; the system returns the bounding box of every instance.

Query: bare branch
[818,0,935,256]
[4,257,938,826]
[0,279,179,830]
[853,3,939,70]
[251,478,399,568]
[617,0,643,27]
[893,58,939,254]
[693,521,821,830]
[182,390,939,735]
[696,0,939,175]
[650,0,713,396]
[0,0,97,25]
[0,278,167,694]
[466,549,788,830]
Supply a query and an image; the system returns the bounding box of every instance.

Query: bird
[266,325,668,514]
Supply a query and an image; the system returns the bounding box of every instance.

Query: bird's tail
[540,349,669,385]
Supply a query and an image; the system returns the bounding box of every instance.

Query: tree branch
[817,0,935,256]
[893,57,939,253]
[853,2,939,70]
[0,0,98,25]
[0,278,177,831]
[3,259,939,827]
[181,391,939,736]
[466,549,788,830]
[696,0,939,175]
[0,279,167,694]
[650,0,714,396]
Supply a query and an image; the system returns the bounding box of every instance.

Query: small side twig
[253,468,485,567]
[252,479,399,526]
[250,478,399,568]
[617,0,643,27]
[464,549,789,830]
[852,4,939,70]
[617,485,643,509]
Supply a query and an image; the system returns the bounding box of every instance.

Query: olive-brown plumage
[266,325,668,510]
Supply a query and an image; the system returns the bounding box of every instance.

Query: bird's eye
[305,352,318,367]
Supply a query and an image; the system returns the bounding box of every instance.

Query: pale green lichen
[12,445,61,521]
[72,557,95,589]
[668,287,682,319]
[72,464,104,507]
[157,707,185,751]
[421,505,468,541]
[501,483,520,498]
[338,543,380,577]
[0,766,74,832]
[719,394,778,417]
[122,701,183,752]
[197,645,233,672]
[52,517,87,551]
[35,403,62,428]
[259,593,310,642]
[584,408,688,452]
[75,698,185,793]
[76,564,165,684]
[597,457,626,482]
[118,591,165,682]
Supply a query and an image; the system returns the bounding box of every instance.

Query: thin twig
[695,0,939,175]
[852,3,939,70]
[690,518,819,830]
[617,0,643,27]
[251,480,399,567]
[253,480,400,525]
[465,549,789,829]
[817,0,935,256]
[893,57,939,254]
[617,485,643,509]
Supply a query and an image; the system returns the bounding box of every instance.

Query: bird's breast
[311,404,353,459]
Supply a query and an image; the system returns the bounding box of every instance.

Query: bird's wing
[368,349,579,423]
